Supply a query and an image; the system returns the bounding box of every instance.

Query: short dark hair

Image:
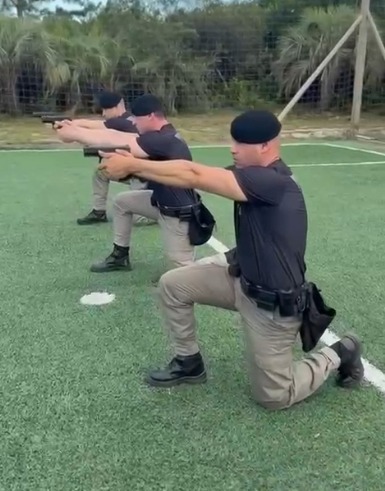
[131,94,165,117]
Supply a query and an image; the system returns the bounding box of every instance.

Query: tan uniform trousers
[157,253,341,410]
[92,168,148,217]
[113,189,195,268]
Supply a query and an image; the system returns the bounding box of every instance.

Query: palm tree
[41,17,122,111]
[0,16,68,114]
[275,5,385,111]
[274,6,358,110]
[130,20,214,113]
[85,19,135,93]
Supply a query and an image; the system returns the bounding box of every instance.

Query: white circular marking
[80,292,116,306]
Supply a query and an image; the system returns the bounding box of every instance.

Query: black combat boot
[146,353,207,388]
[77,209,108,225]
[90,244,132,273]
[329,334,364,388]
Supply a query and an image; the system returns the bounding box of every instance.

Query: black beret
[131,94,164,117]
[230,110,282,144]
[98,91,122,109]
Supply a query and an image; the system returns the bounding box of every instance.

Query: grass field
[2,141,385,490]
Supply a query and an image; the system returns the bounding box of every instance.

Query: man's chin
[233,161,243,168]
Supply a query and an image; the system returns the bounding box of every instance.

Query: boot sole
[337,368,364,389]
[146,371,207,388]
[336,334,364,389]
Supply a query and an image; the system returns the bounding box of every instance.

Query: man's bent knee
[113,192,132,213]
[94,168,109,182]
[250,384,293,411]
[158,267,192,303]
[158,268,181,294]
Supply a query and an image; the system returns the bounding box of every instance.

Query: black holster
[187,203,216,246]
[299,282,336,352]
[156,200,216,247]
[226,248,241,277]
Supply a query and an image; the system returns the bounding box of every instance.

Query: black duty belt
[240,276,305,317]
[155,202,201,221]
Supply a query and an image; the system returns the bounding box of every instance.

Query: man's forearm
[72,119,105,129]
[73,128,133,146]
[100,154,244,200]
[132,158,198,188]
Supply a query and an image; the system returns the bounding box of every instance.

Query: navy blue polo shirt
[230,160,308,291]
[137,124,197,207]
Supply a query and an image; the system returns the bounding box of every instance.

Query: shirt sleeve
[231,166,286,205]
[104,117,137,133]
[136,132,172,158]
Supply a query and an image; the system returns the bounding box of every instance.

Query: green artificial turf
[1,142,385,490]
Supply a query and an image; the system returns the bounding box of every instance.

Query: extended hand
[53,119,72,130]
[98,150,138,180]
[55,122,78,142]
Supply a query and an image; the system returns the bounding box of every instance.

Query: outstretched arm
[55,125,148,158]
[56,125,131,146]
[99,151,286,205]
[98,153,248,201]
[71,119,106,129]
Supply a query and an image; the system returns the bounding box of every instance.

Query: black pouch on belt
[226,248,241,277]
[188,203,216,246]
[299,282,336,352]
[276,290,297,317]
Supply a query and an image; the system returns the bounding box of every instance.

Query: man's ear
[261,142,269,153]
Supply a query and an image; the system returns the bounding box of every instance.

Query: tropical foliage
[0,0,384,115]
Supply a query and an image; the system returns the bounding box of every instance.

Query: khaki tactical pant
[113,189,195,268]
[158,253,341,410]
[93,168,150,222]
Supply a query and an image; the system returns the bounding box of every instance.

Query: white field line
[324,142,385,158]
[206,236,385,395]
[291,161,385,167]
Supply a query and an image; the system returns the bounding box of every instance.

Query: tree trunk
[16,0,24,17]
[4,69,20,115]
[320,68,338,111]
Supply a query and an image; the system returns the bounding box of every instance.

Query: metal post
[350,0,371,133]
[278,15,362,122]
[367,11,385,64]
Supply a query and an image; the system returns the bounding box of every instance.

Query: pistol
[41,115,72,125]
[83,145,131,157]
[32,111,53,118]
